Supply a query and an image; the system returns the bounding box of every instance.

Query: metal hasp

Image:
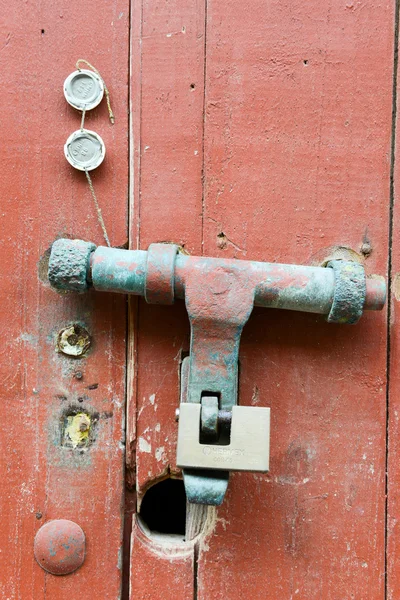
[48,239,387,505]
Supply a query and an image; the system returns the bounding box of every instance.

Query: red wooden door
[1,1,398,599]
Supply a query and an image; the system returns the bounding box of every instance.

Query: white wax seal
[64,69,104,111]
[64,129,106,171]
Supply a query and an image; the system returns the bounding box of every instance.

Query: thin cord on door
[76,59,115,124]
[84,169,111,247]
[64,59,114,247]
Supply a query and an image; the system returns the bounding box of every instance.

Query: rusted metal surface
[49,239,96,292]
[183,469,230,507]
[180,356,230,506]
[144,243,179,305]
[182,257,263,504]
[34,519,85,575]
[200,397,219,442]
[49,239,385,318]
[326,261,366,324]
[91,247,147,294]
[0,0,129,597]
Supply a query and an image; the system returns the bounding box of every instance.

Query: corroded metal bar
[87,245,385,316]
[175,254,336,314]
[90,247,147,295]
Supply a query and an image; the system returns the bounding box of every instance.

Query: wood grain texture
[1,0,394,597]
[198,1,392,598]
[130,521,194,600]
[128,0,393,597]
[0,1,129,597]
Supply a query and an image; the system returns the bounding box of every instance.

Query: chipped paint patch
[19,332,39,346]
[155,446,166,462]
[139,437,152,453]
[394,273,400,301]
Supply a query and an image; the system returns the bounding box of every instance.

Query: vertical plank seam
[130,0,144,466]
[196,0,208,593]
[201,0,209,257]
[193,541,199,600]
[126,0,134,456]
[128,0,134,245]
[385,1,400,597]
[124,0,143,596]
[122,0,134,596]
[137,0,143,251]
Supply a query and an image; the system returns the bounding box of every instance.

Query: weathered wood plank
[129,0,205,495]
[198,1,392,598]
[128,0,205,597]
[0,0,129,596]
[130,521,194,599]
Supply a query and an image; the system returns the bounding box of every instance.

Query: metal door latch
[48,239,386,505]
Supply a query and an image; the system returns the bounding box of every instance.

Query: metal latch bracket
[48,239,386,505]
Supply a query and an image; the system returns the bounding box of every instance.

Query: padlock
[176,403,270,472]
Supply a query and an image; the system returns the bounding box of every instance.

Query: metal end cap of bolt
[326,260,366,324]
[34,519,86,575]
[48,239,96,292]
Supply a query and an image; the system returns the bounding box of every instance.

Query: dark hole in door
[139,478,186,536]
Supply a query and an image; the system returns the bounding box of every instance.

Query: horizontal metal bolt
[48,240,386,318]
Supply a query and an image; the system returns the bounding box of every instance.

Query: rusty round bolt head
[34,519,85,575]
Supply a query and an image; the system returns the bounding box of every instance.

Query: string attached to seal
[63,60,114,247]
[75,59,114,125]
[84,169,111,247]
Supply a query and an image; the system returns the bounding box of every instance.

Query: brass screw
[78,418,90,432]
[57,325,91,357]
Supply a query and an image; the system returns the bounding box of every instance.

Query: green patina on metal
[48,239,96,292]
[326,260,366,324]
